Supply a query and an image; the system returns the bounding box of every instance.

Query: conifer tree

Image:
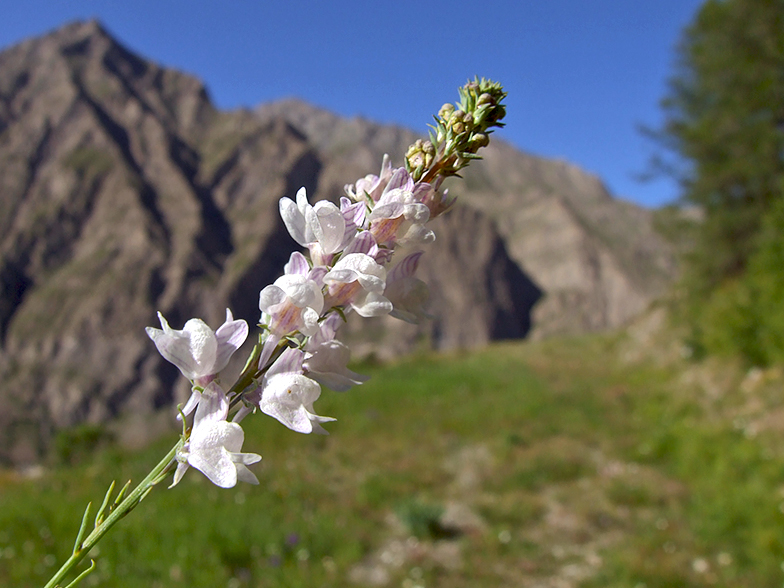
[660,0,784,362]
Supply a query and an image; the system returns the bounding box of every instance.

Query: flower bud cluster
[145,80,505,489]
[407,77,507,183]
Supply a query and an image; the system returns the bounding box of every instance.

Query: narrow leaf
[113,480,132,507]
[72,502,93,554]
[95,481,116,527]
[63,559,96,588]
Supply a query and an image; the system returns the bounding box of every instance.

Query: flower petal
[188,442,238,488]
[279,196,308,246]
[170,460,190,488]
[178,388,202,420]
[284,251,310,276]
[259,284,287,313]
[351,291,393,317]
[234,463,261,485]
[213,310,249,373]
[146,320,201,380]
[389,251,424,281]
[182,319,219,374]
[260,372,333,434]
[266,347,304,378]
[310,201,346,254]
[193,382,229,424]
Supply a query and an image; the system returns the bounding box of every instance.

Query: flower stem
[43,440,183,588]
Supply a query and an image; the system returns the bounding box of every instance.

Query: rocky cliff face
[0,21,676,464]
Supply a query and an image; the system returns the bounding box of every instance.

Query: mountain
[0,21,676,465]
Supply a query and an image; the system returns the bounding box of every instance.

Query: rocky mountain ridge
[0,20,676,464]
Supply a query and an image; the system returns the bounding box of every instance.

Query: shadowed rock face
[0,21,675,464]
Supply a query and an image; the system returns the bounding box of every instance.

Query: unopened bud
[405,139,435,171]
[477,93,494,107]
[438,103,455,121]
[450,110,466,134]
[471,133,490,149]
[456,112,474,134]
[487,104,506,124]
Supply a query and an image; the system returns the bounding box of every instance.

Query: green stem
[43,440,182,588]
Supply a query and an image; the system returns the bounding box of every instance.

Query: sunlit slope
[2,326,781,587]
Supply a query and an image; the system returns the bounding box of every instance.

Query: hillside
[4,319,783,587]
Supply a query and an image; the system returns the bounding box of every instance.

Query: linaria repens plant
[42,78,506,588]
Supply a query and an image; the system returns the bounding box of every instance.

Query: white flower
[323,253,392,317]
[279,188,346,259]
[259,348,335,434]
[146,309,248,386]
[259,272,324,337]
[385,252,432,324]
[171,382,261,488]
[367,168,435,246]
[303,314,369,391]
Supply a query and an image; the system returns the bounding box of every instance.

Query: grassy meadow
[3,311,784,587]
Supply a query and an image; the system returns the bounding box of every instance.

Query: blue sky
[1,0,704,207]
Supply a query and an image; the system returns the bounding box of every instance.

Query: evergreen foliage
[661,0,784,363]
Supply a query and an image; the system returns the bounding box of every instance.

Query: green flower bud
[405,139,436,172]
[471,133,490,149]
[450,110,466,134]
[438,103,455,122]
[477,93,494,107]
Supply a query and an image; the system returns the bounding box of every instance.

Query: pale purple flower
[367,168,435,247]
[303,314,369,391]
[171,382,261,488]
[145,309,248,387]
[323,253,392,317]
[279,188,351,264]
[259,348,335,434]
[385,252,432,324]
[259,272,324,337]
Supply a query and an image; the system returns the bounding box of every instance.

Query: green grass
[3,331,784,587]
